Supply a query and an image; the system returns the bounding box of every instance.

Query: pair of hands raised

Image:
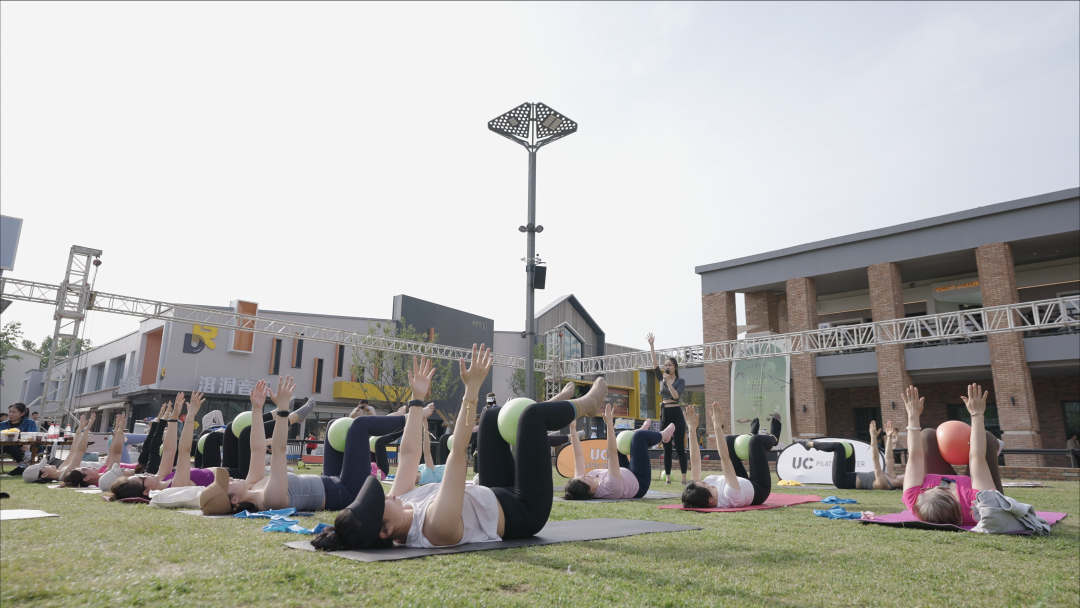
[902,384,988,419]
[250,377,296,411]
[405,344,493,401]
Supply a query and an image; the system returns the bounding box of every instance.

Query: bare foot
[553,382,576,402]
[640,419,652,432]
[660,423,676,443]
[574,377,607,418]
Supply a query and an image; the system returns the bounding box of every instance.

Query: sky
[1,1,1078,357]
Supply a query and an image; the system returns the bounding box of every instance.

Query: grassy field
[1,467,1076,608]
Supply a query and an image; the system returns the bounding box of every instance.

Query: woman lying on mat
[562,408,673,500]
[682,405,779,508]
[200,376,423,515]
[903,384,1005,525]
[60,413,141,487]
[24,412,99,483]
[311,345,609,551]
[795,420,905,490]
[108,392,216,499]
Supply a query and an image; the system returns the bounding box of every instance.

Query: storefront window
[683,390,707,448]
[947,403,1001,438]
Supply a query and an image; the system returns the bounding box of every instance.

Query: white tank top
[401,483,501,548]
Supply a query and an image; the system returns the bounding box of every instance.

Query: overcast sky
[2,1,1077,357]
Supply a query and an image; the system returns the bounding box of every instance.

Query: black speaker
[533,265,547,289]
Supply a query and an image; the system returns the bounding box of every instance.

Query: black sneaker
[7,465,26,476]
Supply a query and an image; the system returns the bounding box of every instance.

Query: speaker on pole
[533,265,547,290]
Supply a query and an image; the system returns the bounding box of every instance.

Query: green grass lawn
[1,468,1076,608]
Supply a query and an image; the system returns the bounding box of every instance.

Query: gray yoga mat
[285,518,700,562]
[553,491,681,503]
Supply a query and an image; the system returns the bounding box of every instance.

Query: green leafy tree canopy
[349,318,458,408]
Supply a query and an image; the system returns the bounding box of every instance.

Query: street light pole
[489,103,577,401]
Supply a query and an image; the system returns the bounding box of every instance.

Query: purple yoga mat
[860,509,1067,534]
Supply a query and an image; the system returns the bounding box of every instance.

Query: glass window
[947,403,1001,438]
[1063,401,1079,439]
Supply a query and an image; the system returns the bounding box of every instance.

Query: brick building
[696,188,1079,466]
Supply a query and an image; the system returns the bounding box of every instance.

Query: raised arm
[901,386,925,491]
[665,373,681,401]
[103,413,125,469]
[962,384,996,492]
[170,392,204,487]
[261,377,297,509]
[711,402,740,489]
[602,404,621,482]
[421,404,436,468]
[688,407,702,483]
[646,333,658,370]
[883,421,899,478]
[57,414,91,476]
[388,356,436,497]
[569,418,586,478]
[158,395,183,477]
[244,381,271,486]
[425,344,491,546]
[868,420,888,488]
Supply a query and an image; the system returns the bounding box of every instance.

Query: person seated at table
[562,409,672,500]
[682,406,779,508]
[2,402,39,475]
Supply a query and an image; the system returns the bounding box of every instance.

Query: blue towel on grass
[261,516,332,535]
[821,496,857,504]
[233,508,314,519]
[815,506,862,520]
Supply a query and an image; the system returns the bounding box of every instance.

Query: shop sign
[935,280,979,293]
[555,439,609,478]
[197,376,258,396]
[183,325,219,353]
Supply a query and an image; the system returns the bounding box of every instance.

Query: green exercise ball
[733,434,752,460]
[231,411,252,438]
[447,435,455,452]
[198,433,208,454]
[158,443,163,456]
[497,398,535,445]
[369,435,379,452]
[841,441,853,458]
[616,430,634,456]
[327,417,352,452]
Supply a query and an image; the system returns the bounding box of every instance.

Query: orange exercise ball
[936,420,971,465]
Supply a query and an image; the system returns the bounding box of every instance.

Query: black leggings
[321,416,407,510]
[724,416,779,505]
[140,420,165,473]
[661,406,688,476]
[813,442,858,490]
[478,400,577,539]
[372,429,404,477]
[195,415,276,477]
[616,430,663,498]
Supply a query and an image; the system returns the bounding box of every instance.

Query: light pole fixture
[489,102,577,401]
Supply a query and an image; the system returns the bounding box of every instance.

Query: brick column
[786,277,827,437]
[976,243,1042,466]
[777,294,789,334]
[868,262,914,448]
[702,291,737,449]
[744,290,780,334]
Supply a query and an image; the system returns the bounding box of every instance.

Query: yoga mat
[1002,482,1046,487]
[285,518,701,562]
[75,489,103,494]
[554,491,681,503]
[658,493,821,512]
[0,509,59,521]
[858,509,1068,534]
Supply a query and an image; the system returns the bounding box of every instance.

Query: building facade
[696,188,1080,466]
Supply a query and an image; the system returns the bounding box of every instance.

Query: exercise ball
[327,417,353,452]
[616,430,634,455]
[158,443,163,456]
[937,420,971,465]
[733,434,752,460]
[447,435,455,452]
[842,441,853,458]
[231,411,252,438]
[497,398,535,445]
[198,433,209,454]
[369,435,379,452]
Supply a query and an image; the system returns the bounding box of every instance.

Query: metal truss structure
[559,296,1080,376]
[38,246,102,414]
[5,251,1076,420]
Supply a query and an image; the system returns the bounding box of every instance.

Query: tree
[20,335,93,371]
[349,318,458,409]
[0,321,23,378]
[509,344,548,402]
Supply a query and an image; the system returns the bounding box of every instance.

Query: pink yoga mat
[860,509,1068,534]
[658,493,821,512]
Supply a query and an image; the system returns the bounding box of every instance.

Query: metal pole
[525,147,537,401]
